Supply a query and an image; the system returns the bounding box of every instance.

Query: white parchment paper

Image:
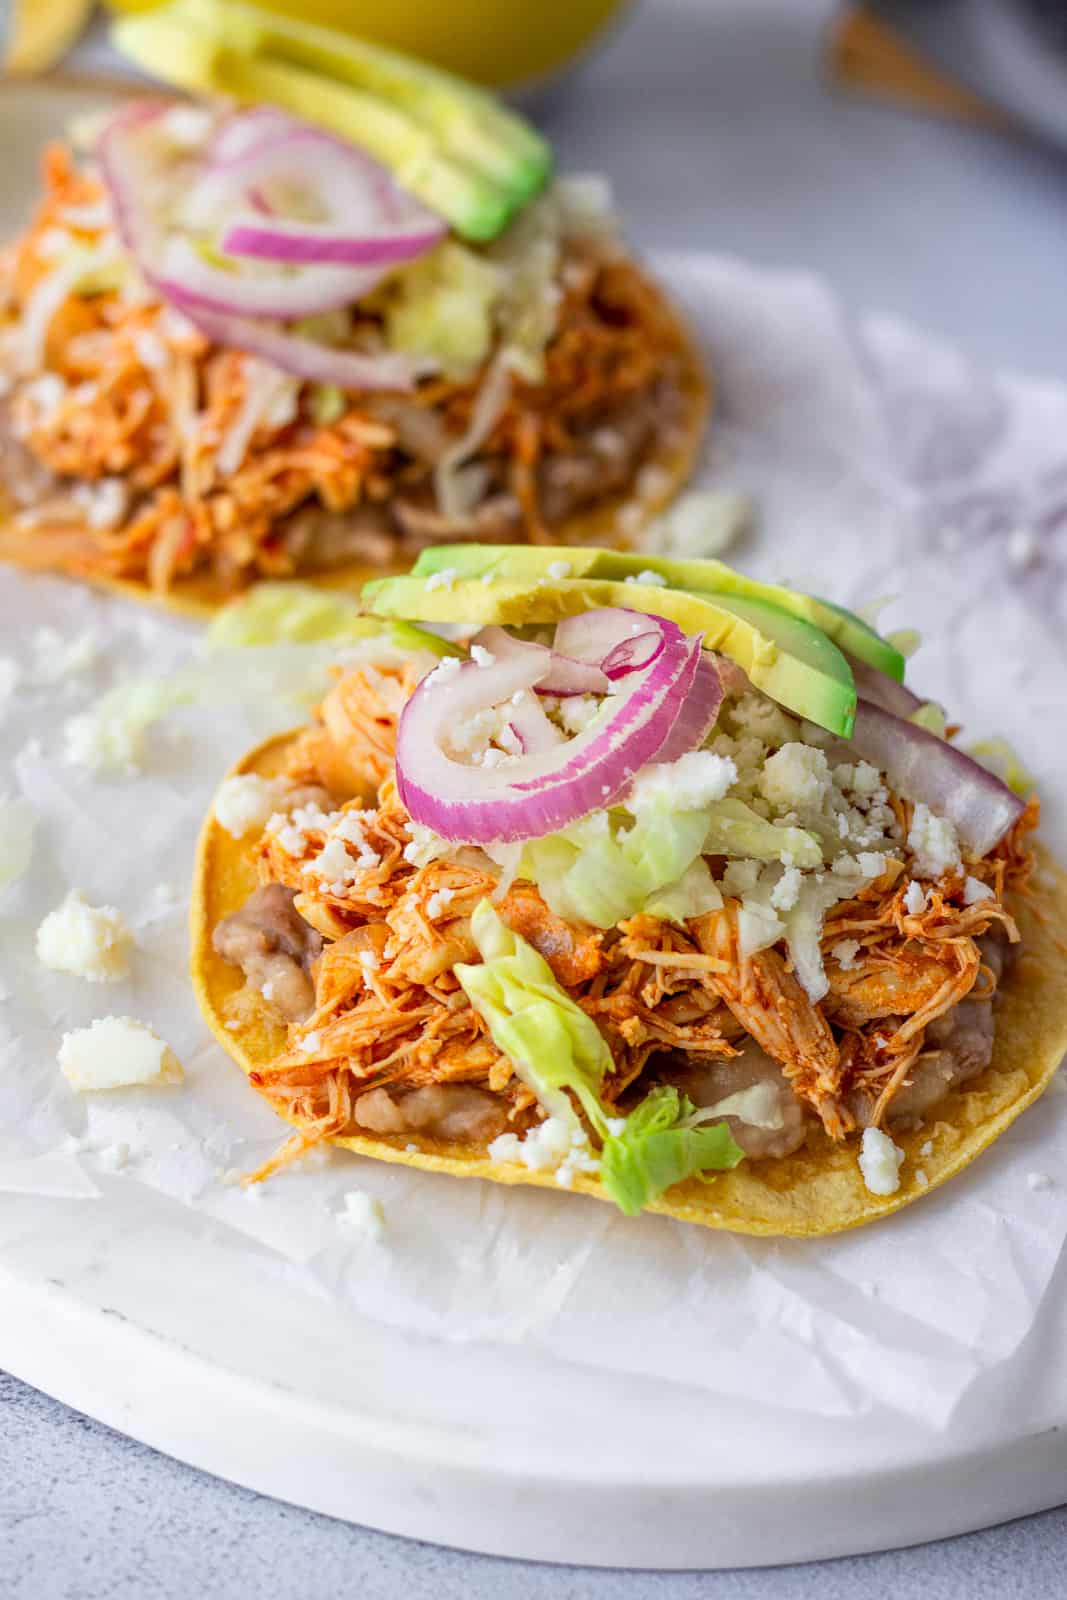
[2,253,1066,1432]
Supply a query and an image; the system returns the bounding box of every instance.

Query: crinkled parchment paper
[2,253,1066,1431]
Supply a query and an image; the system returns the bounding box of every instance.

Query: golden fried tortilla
[0,275,708,620]
[191,731,1067,1235]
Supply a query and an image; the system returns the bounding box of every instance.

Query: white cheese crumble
[58,1016,183,1092]
[920,1140,934,1158]
[907,803,961,880]
[547,559,572,579]
[424,653,462,687]
[640,489,753,559]
[470,644,495,668]
[425,567,457,592]
[338,1190,386,1240]
[558,694,601,734]
[299,1031,322,1054]
[97,1142,131,1172]
[425,885,456,921]
[831,938,861,971]
[963,875,993,905]
[624,568,666,586]
[36,889,133,983]
[488,1117,600,1187]
[214,774,288,839]
[759,743,831,811]
[770,865,803,912]
[858,1127,905,1196]
[915,1169,929,1189]
[630,750,737,812]
[903,880,927,916]
[403,822,451,868]
[27,626,98,685]
[358,949,379,974]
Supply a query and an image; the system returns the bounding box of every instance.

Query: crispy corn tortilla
[191,730,1067,1235]
[0,270,709,620]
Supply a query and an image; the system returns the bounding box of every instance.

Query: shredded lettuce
[205,585,455,656]
[456,902,744,1215]
[909,701,947,737]
[967,736,1036,798]
[599,1087,744,1217]
[643,859,723,923]
[455,900,611,1131]
[309,384,346,425]
[886,627,921,659]
[378,240,501,378]
[519,796,712,929]
[702,798,822,869]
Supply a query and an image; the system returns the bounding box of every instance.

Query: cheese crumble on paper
[36,889,133,983]
[58,1016,183,1092]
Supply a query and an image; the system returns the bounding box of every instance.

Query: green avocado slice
[196,0,553,207]
[412,543,905,682]
[113,4,544,242]
[364,575,857,736]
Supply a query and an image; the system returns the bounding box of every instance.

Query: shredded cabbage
[520,796,712,929]
[968,736,1036,798]
[455,900,611,1132]
[702,798,822,868]
[599,1087,744,1216]
[457,902,745,1214]
[909,702,947,737]
[379,240,501,378]
[643,859,723,923]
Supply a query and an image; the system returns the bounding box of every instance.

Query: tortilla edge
[190,730,1067,1237]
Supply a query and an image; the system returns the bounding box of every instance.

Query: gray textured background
[4,0,1067,1592]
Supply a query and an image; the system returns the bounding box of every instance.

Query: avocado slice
[364,575,857,736]
[113,2,549,242]
[193,0,552,206]
[412,543,906,682]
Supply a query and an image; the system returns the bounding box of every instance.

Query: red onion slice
[554,609,656,667]
[508,692,564,755]
[176,303,418,391]
[602,630,664,680]
[849,699,1025,858]
[221,215,444,269]
[845,653,924,719]
[471,626,610,696]
[98,102,439,377]
[641,651,724,769]
[396,612,702,844]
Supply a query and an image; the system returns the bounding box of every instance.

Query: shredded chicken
[0,146,692,593]
[210,660,1035,1177]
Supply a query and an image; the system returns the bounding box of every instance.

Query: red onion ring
[94,104,422,390]
[471,626,610,697]
[639,651,724,770]
[844,653,924,719]
[849,698,1024,857]
[396,611,703,843]
[175,302,418,391]
[601,630,664,680]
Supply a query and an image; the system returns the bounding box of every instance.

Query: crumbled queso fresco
[489,1116,601,1188]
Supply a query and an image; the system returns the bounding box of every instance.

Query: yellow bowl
[106,0,629,90]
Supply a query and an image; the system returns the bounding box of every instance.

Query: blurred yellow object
[105,0,627,89]
[5,0,95,74]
